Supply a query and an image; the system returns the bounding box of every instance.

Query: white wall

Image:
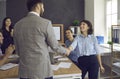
[85,0,94,25]
[85,0,106,43]
[118,0,120,24]
[94,0,105,36]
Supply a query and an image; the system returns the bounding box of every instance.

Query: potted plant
[72,20,80,26]
[107,41,113,48]
[107,41,113,45]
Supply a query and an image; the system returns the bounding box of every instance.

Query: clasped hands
[64,46,73,56]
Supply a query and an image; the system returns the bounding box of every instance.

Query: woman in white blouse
[67,20,105,79]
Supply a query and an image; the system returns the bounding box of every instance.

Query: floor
[100,64,120,79]
[84,64,120,79]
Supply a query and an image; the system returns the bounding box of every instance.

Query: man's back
[14,13,53,79]
[14,0,67,79]
[14,13,50,55]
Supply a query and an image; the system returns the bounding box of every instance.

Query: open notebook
[0,63,18,70]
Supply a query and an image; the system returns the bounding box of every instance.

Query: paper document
[51,65,59,70]
[51,62,72,70]
[54,55,63,59]
[0,63,18,70]
[58,62,72,68]
[58,58,69,61]
[8,54,19,59]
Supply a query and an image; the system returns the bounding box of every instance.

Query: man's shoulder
[16,16,51,24]
[39,17,51,23]
[15,18,25,26]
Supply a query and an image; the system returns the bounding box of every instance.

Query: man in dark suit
[14,0,69,79]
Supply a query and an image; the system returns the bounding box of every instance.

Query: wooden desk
[0,58,18,79]
[0,55,82,79]
[0,66,18,79]
[53,57,81,79]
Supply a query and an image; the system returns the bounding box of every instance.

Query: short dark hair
[27,0,43,11]
[80,20,93,34]
[65,28,73,33]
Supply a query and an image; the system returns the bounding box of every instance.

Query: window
[106,0,118,41]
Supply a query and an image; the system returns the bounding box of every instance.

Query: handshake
[65,46,73,56]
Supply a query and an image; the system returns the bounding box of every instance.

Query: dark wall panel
[6,0,84,28]
[6,0,27,25]
[0,0,6,27]
[43,0,84,28]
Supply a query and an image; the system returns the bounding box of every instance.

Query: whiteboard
[53,27,60,40]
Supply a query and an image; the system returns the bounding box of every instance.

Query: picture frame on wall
[52,24,64,43]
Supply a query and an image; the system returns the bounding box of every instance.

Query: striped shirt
[65,40,80,62]
[0,45,2,56]
[70,34,101,56]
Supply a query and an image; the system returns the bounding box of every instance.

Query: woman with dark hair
[1,17,14,54]
[0,29,15,66]
[67,20,105,79]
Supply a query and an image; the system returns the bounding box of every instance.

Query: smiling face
[80,22,89,34]
[5,18,11,27]
[65,30,73,40]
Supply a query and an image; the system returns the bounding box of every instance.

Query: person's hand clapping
[4,44,15,57]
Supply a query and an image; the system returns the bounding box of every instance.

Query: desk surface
[0,55,81,79]
[53,57,81,78]
[99,44,111,56]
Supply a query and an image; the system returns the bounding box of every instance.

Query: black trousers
[20,76,53,79]
[78,55,99,79]
[72,60,81,69]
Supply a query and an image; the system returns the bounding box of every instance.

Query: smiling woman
[67,20,105,79]
[0,29,15,66]
[1,17,14,54]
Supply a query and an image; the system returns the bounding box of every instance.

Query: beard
[40,11,44,16]
[40,7,44,16]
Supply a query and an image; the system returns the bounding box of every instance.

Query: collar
[29,11,40,16]
[80,34,92,38]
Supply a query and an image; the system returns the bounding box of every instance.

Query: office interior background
[0,0,120,79]
[0,0,120,43]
